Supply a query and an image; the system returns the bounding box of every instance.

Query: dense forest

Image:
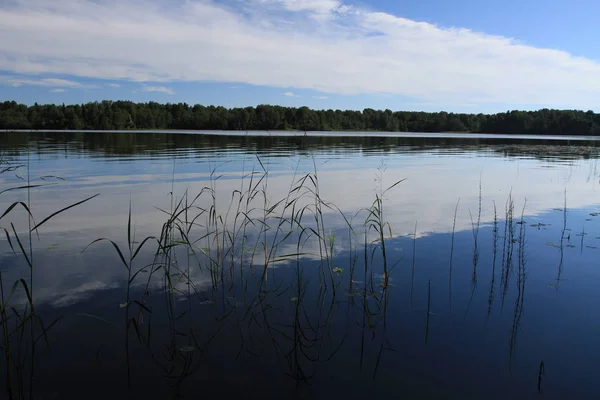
[1,100,600,135]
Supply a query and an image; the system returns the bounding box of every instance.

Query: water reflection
[2,131,600,161]
[1,131,600,398]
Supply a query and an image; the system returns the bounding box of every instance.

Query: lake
[1,130,600,399]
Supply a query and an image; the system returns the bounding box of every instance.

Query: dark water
[2,131,600,399]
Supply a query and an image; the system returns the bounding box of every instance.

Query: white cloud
[0,76,85,88]
[142,85,174,95]
[1,0,600,108]
[259,0,344,16]
[283,91,299,97]
[108,83,120,88]
[51,88,65,92]
[313,95,328,99]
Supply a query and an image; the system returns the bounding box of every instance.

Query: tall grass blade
[30,193,99,231]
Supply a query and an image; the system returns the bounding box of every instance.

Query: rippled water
[1,131,600,399]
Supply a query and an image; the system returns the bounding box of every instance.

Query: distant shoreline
[2,101,600,135]
[3,129,600,142]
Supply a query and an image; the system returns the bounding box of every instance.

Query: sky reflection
[1,132,600,307]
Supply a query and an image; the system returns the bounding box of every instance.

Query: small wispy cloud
[284,91,299,97]
[51,88,65,93]
[313,95,328,100]
[108,83,120,88]
[412,101,480,109]
[229,85,240,89]
[142,85,175,95]
[0,76,89,88]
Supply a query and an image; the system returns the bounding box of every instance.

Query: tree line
[1,100,600,135]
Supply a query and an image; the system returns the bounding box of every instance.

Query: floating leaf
[290,297,299,302]
[119,302,128,308]
[332,267,343,276]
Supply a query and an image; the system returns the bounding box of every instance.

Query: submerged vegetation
[3,100,600,135]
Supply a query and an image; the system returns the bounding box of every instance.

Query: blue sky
[1,0,600,113]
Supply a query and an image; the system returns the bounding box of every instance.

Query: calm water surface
[1,131,600,399]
